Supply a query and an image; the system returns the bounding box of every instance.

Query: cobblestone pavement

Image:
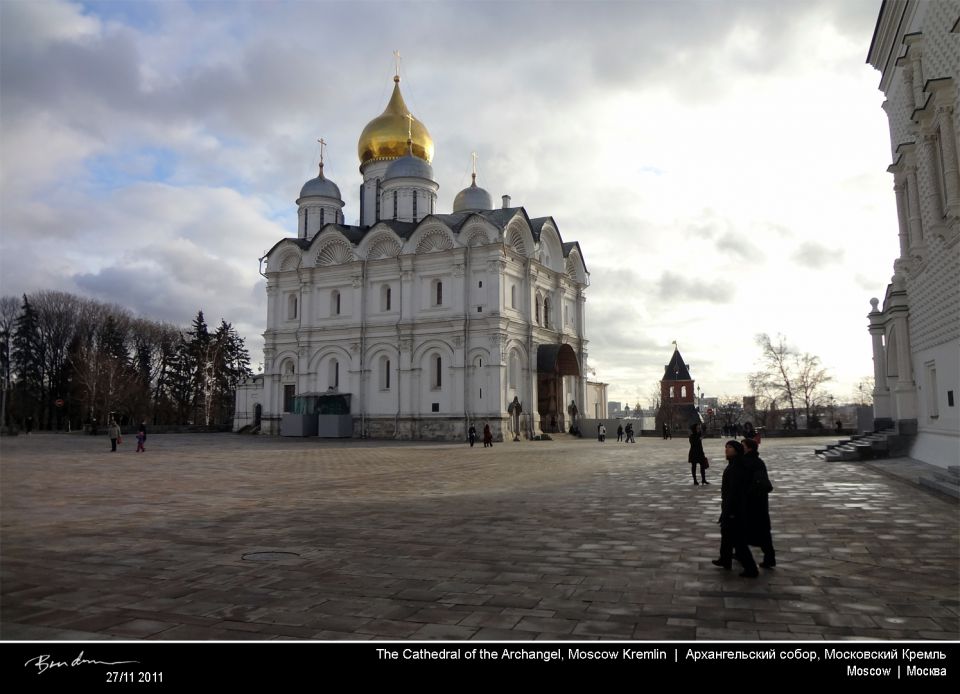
[2,433,957,641]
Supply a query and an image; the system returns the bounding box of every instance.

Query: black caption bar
[2,641,957,688]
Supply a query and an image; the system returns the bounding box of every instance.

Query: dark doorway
[536,344,580,433]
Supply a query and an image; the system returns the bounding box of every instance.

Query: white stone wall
[868,0,960,468]
[252,209,589,439]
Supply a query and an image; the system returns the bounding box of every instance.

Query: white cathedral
[866,0,959,468]
[235,70,590,440]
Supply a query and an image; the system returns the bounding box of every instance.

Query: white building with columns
[866,0,959,467]
[235,71,590,440]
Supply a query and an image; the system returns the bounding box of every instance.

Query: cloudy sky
[0,0,897,407]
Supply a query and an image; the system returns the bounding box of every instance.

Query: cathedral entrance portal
[536,344,580,433]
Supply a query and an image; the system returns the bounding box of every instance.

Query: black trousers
[691,462,707,482]
[719,521,758,571]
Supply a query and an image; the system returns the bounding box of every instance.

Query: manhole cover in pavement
[242,551,301,562]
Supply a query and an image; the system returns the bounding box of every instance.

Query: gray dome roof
[384,152,434,181]
[299,164,342,200]
[453,178,493,212]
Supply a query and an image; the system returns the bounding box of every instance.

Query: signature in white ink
[24,651,140,675]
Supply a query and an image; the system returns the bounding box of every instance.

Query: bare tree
[795,352,832,428]
[853,376,875,406]
[753,333,799,429]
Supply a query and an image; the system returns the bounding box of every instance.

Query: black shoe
[740,569,759,578]
[693,480,699,485]
[701,480,710,485]
[760,561,776,569]
[712,559,731,570]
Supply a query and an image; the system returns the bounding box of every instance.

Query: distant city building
[235,67,590,440]
[867,1,959,468]
[607,401,622,418]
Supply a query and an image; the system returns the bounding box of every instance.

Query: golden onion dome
[357,76,434,166]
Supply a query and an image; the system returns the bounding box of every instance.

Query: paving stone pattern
[1,433,957,641]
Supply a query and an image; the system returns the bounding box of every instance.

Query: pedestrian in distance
[468,424,477,447]
[483,423,493,448]
[617,424,624,442]
[712,440,759,578]
[625,422,635,443]
[138,420,147,452]
[599,423,606,442]
[688,422,709,485]
[108,418,121,452]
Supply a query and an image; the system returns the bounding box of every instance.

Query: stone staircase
[919,465,960,500]
[815,428,909,462]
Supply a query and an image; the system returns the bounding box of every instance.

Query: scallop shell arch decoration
[565,256,578,281]
[506,227,527,256]
[279,253,300,271]
[416,229,454,254]
[465,226,491,247]
[367,235,402,259]
[316,240,354,266]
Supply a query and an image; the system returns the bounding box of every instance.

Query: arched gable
[308,229,356,267]
[565,248,587,285]
[504,214,535,258]
[460,216,498,247]
[360,229,404,260]
[266,242,303,273]
[538,222,564,273]
[407,221,455,254]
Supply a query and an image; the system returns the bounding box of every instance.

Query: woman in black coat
[688,422,709,485]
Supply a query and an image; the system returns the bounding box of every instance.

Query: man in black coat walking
[713,440,759,577]
[742,437,776,568]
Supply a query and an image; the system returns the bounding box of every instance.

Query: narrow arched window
[380,356,391,390]
[302,209,308,237]
[669,386,675,398]
[287,294,298,320]
[432,354,442,389]
[381,285,392,312]
[393,190,398,219]
[681,386,687,398]
[535,293,542,325]
[543,296,551,328]
[320,208,325,227]
[375,179,381,221]
[330,359,339,390]
[332,290,341,316]
[511,285,517,309]
[436,281,443,306]
[509,352,519,388]
[413,190,418,220]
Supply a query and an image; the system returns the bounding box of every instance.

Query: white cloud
[0,0,895,403]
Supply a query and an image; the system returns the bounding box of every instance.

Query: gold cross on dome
[393,50,402,78]
[405,112,414,141]
[471,151,478,177]
[318,137,326,165]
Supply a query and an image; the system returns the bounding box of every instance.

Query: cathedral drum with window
[234,69,590,440]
